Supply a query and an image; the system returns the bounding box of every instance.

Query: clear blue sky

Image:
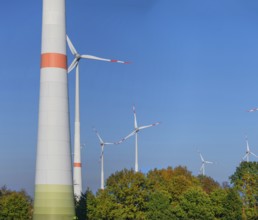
[1,0,258,196]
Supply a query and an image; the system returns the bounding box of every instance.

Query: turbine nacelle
[75,53,81,59]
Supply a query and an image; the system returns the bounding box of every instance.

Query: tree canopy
[230,161,258,219]
[83,165,247,220]
[0,186,33,220]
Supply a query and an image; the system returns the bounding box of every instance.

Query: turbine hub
[75,53,81,59]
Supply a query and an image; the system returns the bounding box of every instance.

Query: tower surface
[73,65,82,199]
[33,0,75,219]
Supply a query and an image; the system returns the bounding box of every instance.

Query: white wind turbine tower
[242,136,258,162]
[121,105,160,172]
[199,153,213,176]
[66,35,129,198]
[93,128,116,190]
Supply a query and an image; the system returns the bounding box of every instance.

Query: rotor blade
[121,130,136,141]
[68,59,78,73]
[205,161,213,164]
[66,35,77,55]
[133,105,138,129]
[104,142,116,145]
[247,107,258,112]
[138,122,160,130]
[200,164,204,171]
[242,153,248,160]
[250,152,258,157]
[93,128,104,144]
[115,138,124,144]
[245,136,250,152]
[80,54,129,64]
[200,153,204,162]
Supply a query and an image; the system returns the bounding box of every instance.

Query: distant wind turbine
[67,35,129,198]
[199,153,213,176]
[247,107,258,112]
[93,128,117,190]
[242,136,258,162]
[121,105,160,172]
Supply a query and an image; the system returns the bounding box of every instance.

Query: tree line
[78,162,257,220]
[0,161,257,219]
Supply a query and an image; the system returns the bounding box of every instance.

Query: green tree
[147,166,197,202]
[222,188,242,220]
[197,175,220,194]
[92,189,118,220]
[210,188,227,219]
[145,190,176,220]
[178,187,215,220]
[85,189,97,220]
[230,161,258,219]
[0,188,33,220]
[75,192,87,220]
[210,188,242,220]
[93,169,148,219]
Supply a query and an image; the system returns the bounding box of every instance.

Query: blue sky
[1,0,258,196]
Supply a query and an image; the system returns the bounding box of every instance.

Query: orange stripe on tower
[74,163,82,167]
[41,53,67,69]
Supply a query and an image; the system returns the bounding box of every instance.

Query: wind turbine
[242,136,258,162]
[247,107,258,112]
[67,35,129,198]
[199,153,213,176]
[121,105,160,172]
[93,128,116,190]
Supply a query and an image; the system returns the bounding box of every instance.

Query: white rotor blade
[122,130,136,141]
[80,54,129,64]
[242,153,248,160]
[200,153,204,162]
[133,105,138,129]
[250,152,258,157]
[68,58,78,73]
[115,138,124,144]
[200,164,204,171]
[245,136,250,152]
[104,142,116,145]
[66,35,77,55]
[93,128,104,144]
[205,161,213,164]
[138,122,160,130]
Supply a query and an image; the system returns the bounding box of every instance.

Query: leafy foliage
[230,161,258,219]
[0,186,33,220]
[178,187,214,220]
[82,164,257,220]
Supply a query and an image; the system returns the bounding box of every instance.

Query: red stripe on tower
[41,53,67,69]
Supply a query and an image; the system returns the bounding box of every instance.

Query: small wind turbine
[67,35,129,198]
[247,107,258,112]
[199,153,213,176]
[93,128,117,190]
[120,105,160,172]
[242,136,258,162]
